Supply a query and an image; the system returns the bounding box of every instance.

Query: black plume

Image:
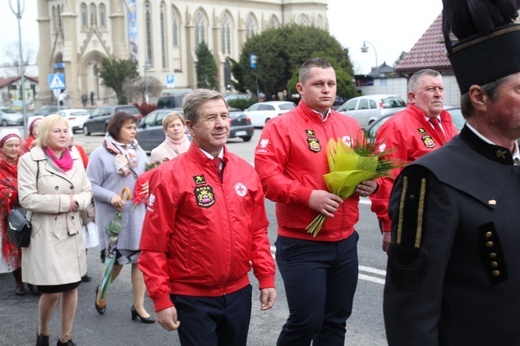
[443,0,520,49]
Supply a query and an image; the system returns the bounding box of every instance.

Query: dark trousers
[172,284,252,346]
[276,233,359,346]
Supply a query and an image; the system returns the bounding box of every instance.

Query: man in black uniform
[384,1,520,345]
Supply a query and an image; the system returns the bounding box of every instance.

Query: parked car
[28,105,67,117]
[56,109,91,133]
[0,107,23,126]
[365,105,466,141]
[156,88,193,109]
[228,109,254,142]
[337,94,406,128]
[244,101,296,128]
[137,108,187,152]
[83,105,141,135]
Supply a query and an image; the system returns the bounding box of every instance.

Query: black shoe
[56,339,75,346]
[81,273,92,282]
[36,333,49,346]
[131,305,155,324]
[95,285,106,315]
[15,285,26,296]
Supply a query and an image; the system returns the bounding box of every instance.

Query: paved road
[0,127,388,345]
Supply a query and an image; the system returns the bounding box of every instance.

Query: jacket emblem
[193,175,207,185]
[418,128,436,148]
[305,129,321,152]
[235,183,247,197]
[195,186,216,208]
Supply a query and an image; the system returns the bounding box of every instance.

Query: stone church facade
[36,0,328,106]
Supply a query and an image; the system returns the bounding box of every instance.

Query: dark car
[137,108,186,152]
[156,89,192,109]
[83,105,141,135]
[228,109,254,142]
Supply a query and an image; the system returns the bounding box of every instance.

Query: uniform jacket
[254,101,364,241]
[369,104,458,232]
[384,125,520,345]
[139,144,275,312]
[18,146,92,285]
[86,144,147,252]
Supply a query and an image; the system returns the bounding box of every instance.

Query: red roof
[0,76,39,88]
[396,14,452,74]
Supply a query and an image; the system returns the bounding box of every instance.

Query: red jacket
[139,144,275,312]
[254,101,364,242]
[369,104,459,232]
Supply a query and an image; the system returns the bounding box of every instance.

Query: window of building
[160,2,167,68]
[246,15,255,39]
[316,15,323,29]
[80,3,87,29]
[221,14,231,55]
[194,11,206,49]
[298,14,309,26]
[172,10,179,47]
[90,3,97,27]
[268,16,279,29]
[99,3,106,28]
[57,5,62,30]
[52,5,57,31]
[145,1,153,64]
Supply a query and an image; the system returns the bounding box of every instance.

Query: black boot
[12,268,26,296]
[56,339,75,346]
[36,333,49,346]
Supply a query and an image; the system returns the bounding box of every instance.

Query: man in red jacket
[369,69,459,252]
[138,89,276,346]
[255,57,377,346]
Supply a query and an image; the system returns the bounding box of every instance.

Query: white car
[57,109,91,133]
[244,101,296,128]
[337,94,406,129]
[0,107,23,126]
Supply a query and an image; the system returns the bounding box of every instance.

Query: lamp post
[9,0,27,137]
[361,41,378,70]
[144,60,151,104]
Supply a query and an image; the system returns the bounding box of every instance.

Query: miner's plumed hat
[443,0,520,93]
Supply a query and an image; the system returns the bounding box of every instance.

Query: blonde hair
[162,112,185,131]
[35,114,70,147]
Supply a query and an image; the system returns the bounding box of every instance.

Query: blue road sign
[250,54,257,69]
[166,73,175,88]
[48,73,66,90]
[53,62,65,69]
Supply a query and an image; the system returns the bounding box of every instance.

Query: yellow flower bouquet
[306,137,400,237]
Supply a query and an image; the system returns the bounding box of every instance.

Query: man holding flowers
[255,57,377,346]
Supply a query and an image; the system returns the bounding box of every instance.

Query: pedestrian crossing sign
[48,73,66,90]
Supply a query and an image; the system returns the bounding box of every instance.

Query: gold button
[486,241,494,247]
[492,270,501,277]
[485,231,493,238]
[489,252,497,259]
[490,261,498,268]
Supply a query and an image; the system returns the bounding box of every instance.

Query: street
[0,127,388,345]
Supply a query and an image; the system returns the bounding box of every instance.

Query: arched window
[246,15,255,39]
[221,14,231,55]
[80,3,88,28]
[160,2,166,68]
[99,3,106,28]
[172,10,179,47]
[90,3,97,26]
[194,11,205,49]
[298,14,309,26]
[145,1,153,64]
[268,16,278,29]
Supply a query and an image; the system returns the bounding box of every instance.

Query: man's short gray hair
[182,89,227,123]
[408,69,441,92]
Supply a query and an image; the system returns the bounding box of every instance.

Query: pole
[10,0,27,137]
[361,41,378,70]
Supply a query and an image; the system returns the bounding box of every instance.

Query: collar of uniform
[459,124,514,165]
[298,100,332,122]
[187,142,226,164]
[407,104,452,125]
[198,147,224,160]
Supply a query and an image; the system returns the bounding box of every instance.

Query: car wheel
[242,136,252,142]
[83,125,90,136]
[1,120,7,127]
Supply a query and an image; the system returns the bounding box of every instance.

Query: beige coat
[18,146,92,285]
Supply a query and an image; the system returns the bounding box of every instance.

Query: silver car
[337,94,406,129]
[0,107,23,126]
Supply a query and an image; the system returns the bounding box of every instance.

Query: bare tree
[123,76,163,103]
[3,42,36,77]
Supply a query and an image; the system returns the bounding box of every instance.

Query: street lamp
[9,0,27,137]
[361,41,378,70]
[143,60,151,104]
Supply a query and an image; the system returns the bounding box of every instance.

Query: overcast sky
[0,0,443,75]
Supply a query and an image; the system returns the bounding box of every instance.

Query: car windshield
[229,111,244,118]
[71,111,90,116]
[381,97,406,108]
[1,108,16,114]
[279,103,296,111]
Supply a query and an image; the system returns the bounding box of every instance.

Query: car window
[156,112,167,126]
[278,103,296,111]
[248,104,260,111]
[91,108,101,116]
[358,99,369,110]
[346,99,357,111]
[71,111,90,116]
[382,97,406,108]
[144,113,155,127]
[369,99,377,109]
[258,105,275,111]
[117,106,140,115]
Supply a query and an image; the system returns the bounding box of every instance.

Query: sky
[0,0,443,76]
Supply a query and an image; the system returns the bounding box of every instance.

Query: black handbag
[7,207,31,248]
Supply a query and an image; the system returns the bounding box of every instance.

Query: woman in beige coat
[150,112,190,163]
[18,115,92,346]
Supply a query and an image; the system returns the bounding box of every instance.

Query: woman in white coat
[18,115,92,346]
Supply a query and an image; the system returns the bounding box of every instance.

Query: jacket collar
[407,104,454,124]
[185,141,228,166]
[298,101,333,123]
[459,125,514,165]
[30,146,81,181]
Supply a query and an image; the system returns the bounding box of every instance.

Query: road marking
[270,247,386,285]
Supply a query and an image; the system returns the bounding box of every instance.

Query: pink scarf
[44,147,73,172]
[165,135,190,156]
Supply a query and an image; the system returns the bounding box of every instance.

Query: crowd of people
[3,3,520,341]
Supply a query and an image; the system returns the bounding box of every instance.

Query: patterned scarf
[104,133,139,177]
[0,157,21,262]
[44,147,73,172]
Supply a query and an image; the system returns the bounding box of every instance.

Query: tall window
[80,3,87,28]
[145,1,153,64]
[246,15,255,39]
[160,2,166,68]
[57,5,62,30]
[52,5,57,31]
[99,3,106,28]
[90,3,97,26]
[172,10,179,47]
[268,16,279,29]
[221,14,231,55]
[194,11,206,49]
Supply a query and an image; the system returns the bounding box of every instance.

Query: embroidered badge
[342,135,353,147]
[195,186,216,208]
[418,128,436,148]
[305,130,321,152]
[259,138,269,148]
[306,129,315,137]
[193,175,206,185]
[235,183,247,197]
